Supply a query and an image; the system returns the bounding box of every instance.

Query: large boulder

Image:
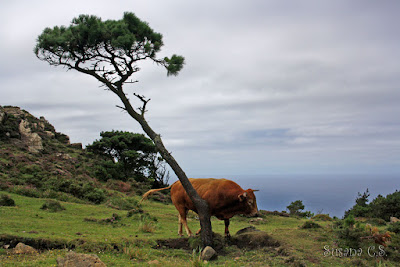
[201,246,217,261]
[13,243,37,254]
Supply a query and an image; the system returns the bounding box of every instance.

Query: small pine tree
[287,200,305,215]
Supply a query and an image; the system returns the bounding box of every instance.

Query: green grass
[1,191,399,266]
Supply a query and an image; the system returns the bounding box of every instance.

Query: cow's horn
[252,189,260,192]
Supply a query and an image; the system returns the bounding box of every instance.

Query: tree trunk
[117,91,213,247]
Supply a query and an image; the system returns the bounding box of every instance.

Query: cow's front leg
[224,219,231,239]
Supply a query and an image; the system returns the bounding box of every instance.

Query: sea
[170,174,399,218]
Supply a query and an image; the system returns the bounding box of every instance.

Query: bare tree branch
[133,93,151,117]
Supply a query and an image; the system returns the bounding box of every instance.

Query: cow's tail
[140,184,173,203]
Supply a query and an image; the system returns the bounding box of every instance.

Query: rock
[201,246,217,261]
[390,217,400,223]
[19,119,43,153]
[56,153,73,160]
[57,251,106,267]
[44,130,55,138]
[13,243,37,254]
[249,217,264,223]
[235,226,260,235]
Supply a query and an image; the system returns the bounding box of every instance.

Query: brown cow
[141,178,259,237]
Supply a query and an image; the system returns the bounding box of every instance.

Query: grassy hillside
[1,192,399,266]
[0,106,152,206]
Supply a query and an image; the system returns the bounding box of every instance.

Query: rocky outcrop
[390,217,400,223]
[0,105,72,153]
[19,119,43,153]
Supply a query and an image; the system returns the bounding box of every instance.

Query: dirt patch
[155,237,191,250]
[233,231,280,249]
[232,226,280,249]
[0,234,71,250]
[155,228,280,252]
[155,233,226,252]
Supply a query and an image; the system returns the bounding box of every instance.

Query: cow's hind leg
[178,214,184,236]
[177,209,192,237]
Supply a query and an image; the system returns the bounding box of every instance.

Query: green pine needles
[34,12,184,86]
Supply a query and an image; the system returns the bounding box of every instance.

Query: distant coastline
[171,174,400,218]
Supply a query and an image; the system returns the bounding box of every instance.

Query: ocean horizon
[170,174,399,218]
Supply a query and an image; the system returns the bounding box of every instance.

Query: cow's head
[238,189,259,216]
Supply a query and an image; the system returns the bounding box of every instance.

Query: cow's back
[170,178,244,215]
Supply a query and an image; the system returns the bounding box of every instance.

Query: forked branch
[133,93,151,116]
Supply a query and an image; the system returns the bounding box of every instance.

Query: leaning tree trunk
[117,90,213,247]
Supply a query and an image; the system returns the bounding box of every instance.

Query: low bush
[300,221,321,229]
[0,194,15,206]
[10,185,41,198]
[386,234,400,262]
[312,214,333,221]
[365,217,387,226]
[388,222,400,234]
[84,213,123,226]
[40,200,66,212]
[138,213,158,233]
[106,197,139,210]
[127,208,144,217]
[344,214,356,228]
[336,227,370,248]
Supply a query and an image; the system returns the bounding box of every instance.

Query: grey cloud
[1,0,399,175]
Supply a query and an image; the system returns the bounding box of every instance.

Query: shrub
[10,185,41,198]
[344,214,356,228]
[337,227,369,248]
[386,234,400,262]
[138,213,158,233]
[101,213,121,224]
[287,200,313,218]
[312,214,333,221]
[287,200,305,215]
[0,194,15,206]
[84,213,123,226]
[388,222,400,234]
[127,208,144,217]
[107,197,139,210]
[301,221,321,229]
[365,217,387,226]
[83,188,106,204]
[40,200,66,212]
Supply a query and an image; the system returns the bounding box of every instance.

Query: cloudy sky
[1,0,399,177]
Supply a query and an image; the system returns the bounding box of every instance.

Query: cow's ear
[238,192,247,202]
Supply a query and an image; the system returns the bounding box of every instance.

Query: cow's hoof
[224,234,232,244]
